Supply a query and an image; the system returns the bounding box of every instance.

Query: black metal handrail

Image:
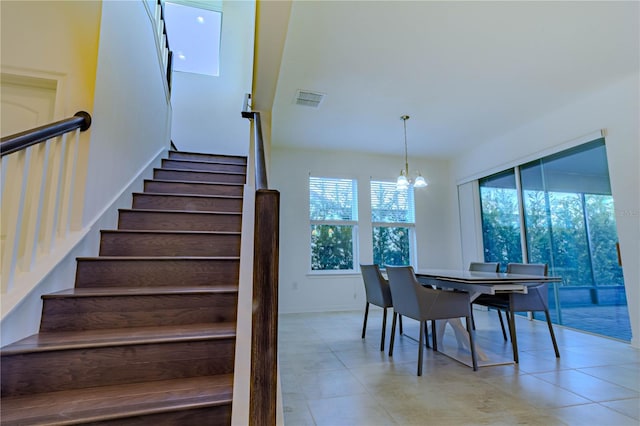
[1,111,92,157]
[157,0,173,91]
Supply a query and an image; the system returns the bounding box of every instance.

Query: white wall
[170,0,254,155]
[83,0,172,223]
[1,0,172,345]
[271,146,456,313]
[453,73,640,348]
[0,0,101,120]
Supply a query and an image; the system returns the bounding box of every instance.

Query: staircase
[1,150,246,425]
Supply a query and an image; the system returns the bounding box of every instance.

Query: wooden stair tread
[101,229,241,236]
[76,256,240,261]
[0,374,233,425]
[145,179,244,187]
[169,149,246,162]
[165,156,246,166]
[44,286,239,298]
[155,167,245,176]
[2,323,236,355]
[133,192,243,200]
[119,208,241,216]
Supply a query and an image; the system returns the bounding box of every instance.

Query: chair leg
[424,321,430,349]
[418,321,424,376]
[470,306,476,330]
[544,309,560,358]
[465,316,478,371]
[497,309,508,341]
[362,302,369,339]
[388,312,397,357]
[399,314,403,335]
[380,307,387,351]
[508,308,519,363]
[424,320,430,348]
[431,320,437,351]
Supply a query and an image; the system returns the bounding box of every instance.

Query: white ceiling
[267,1,639,159]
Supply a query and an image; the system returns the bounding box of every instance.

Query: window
[478,138,630,341]
[309,177,358,271]
[479,169,523,270]
[370,180,415,268]
[164,1,222,76]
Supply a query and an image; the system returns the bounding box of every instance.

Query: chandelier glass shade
[396,115,427,189]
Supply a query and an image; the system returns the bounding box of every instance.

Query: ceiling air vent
[294,90,325,108]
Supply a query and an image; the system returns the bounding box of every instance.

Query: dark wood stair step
[132,192,243,213]
[144,179,244,197]
[75,256,240,288]
[0,374,233,425]
[39,286,238,332]
[162,158,247,174]
[2,323,236,355]
[1,324,236,397]
[118,209,242,232]
[154,168,246,184]
[169,149,246,165]
[99,230,241,257]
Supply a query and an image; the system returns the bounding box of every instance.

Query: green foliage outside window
[373,226,410,267]
[311,225,353,270]
[480,186,523,270]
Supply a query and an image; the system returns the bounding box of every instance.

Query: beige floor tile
[600,398,640,420]
[533,369,639,402]
[306,394,396,426]
[296,369,369,400]
[279,310,639,426]
[551,402,638,426]
[579,364,640,392]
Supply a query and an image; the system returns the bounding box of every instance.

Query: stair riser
[144,180,244,197]
[75,259,240,288]
[118,210,242,232]
[99,232,241,257]
[1,339,235,397]
[87,404,232,426]
[132,194,243,213]
[154,169,246,184]
[162,159,247,174]
[40,293,238,331]
[169,151,246,165]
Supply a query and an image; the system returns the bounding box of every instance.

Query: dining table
[406,268,561,367]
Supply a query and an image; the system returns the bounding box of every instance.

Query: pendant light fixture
[396,115,427,189]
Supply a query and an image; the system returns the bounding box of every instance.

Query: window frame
[370,179,417,269]
[308,176,359,274]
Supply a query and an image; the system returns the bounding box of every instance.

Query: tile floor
[279,308,639,425]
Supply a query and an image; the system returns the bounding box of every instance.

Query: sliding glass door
[479,139,630,341]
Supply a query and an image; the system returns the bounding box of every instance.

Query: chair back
[507,263,549,310]
[469,262,500,272]
[506,263,547,276]
[360,264,393,308]
[385,266,423,319]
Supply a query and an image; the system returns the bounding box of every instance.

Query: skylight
[164,1,222,76]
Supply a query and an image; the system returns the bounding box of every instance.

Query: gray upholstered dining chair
[360,264,402,351]
[468,262,508,339]
[469,262,500,273]
[386,265,478,375]
[476,263,560,363]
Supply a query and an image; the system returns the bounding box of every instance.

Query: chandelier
[396,115,427,189]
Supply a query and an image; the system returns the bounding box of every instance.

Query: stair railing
[0,112,92,306]
[242,93,280,425]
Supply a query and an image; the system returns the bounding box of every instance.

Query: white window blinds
[370,180,415,223]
